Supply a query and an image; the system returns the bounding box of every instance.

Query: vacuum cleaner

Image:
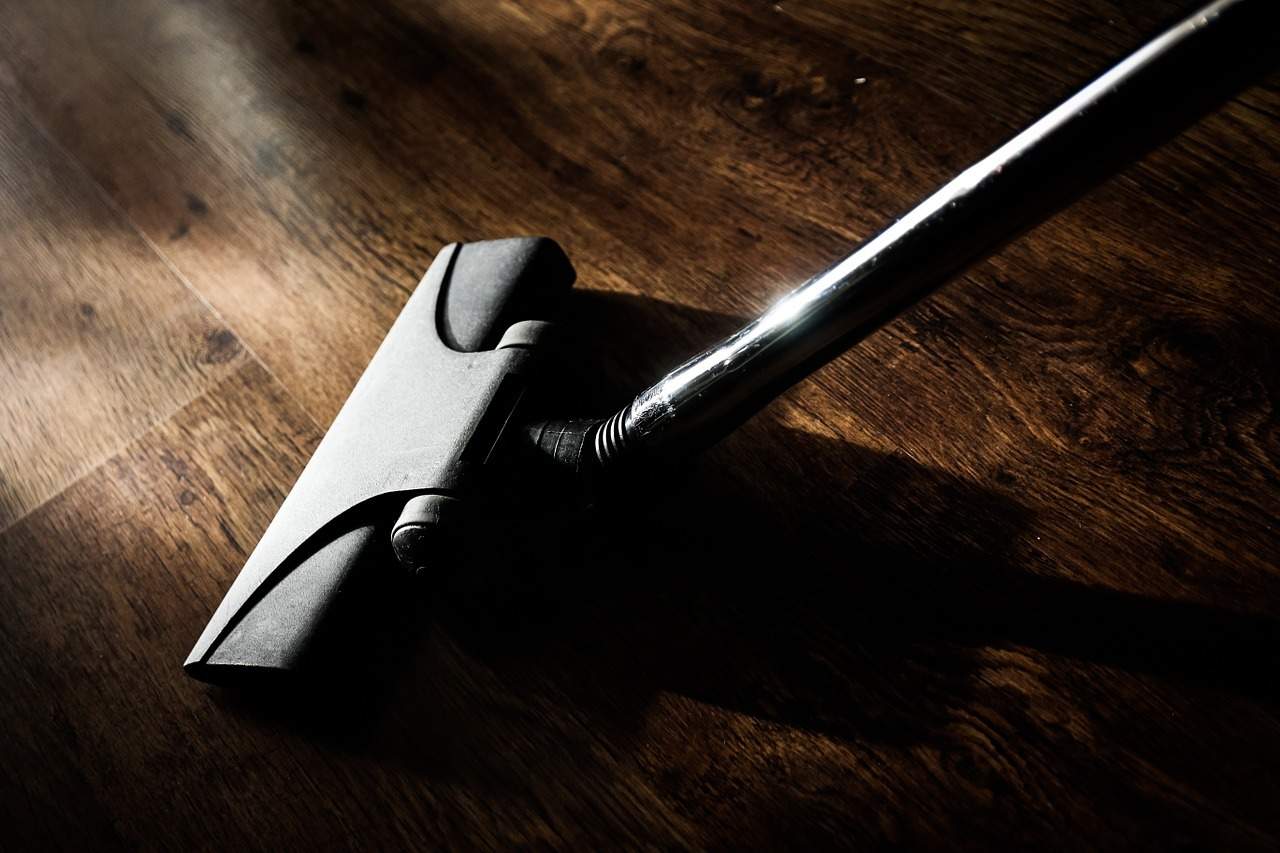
[185,0,1275,684]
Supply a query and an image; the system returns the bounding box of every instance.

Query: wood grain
[0,0,1277,849]
[0,83,247,528]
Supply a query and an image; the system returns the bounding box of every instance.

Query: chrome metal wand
[578,0,1273,467]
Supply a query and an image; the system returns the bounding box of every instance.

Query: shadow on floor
[211,287,1280,770]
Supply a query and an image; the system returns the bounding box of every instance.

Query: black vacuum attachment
[185,238,575,682]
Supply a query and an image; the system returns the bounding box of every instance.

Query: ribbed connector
[592,407,631,470]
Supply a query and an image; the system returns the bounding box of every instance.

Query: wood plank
[0,0,1278,848]
[0,78,248,528]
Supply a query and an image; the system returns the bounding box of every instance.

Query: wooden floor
[2,0,1278,848]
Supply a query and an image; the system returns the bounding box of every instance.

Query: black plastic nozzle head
[185,238,576,685]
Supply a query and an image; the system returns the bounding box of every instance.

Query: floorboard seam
[0,359,278,540]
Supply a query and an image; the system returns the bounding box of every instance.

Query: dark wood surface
[1,1,1277,848]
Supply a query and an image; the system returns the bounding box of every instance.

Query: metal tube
[590,0,1270,467]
